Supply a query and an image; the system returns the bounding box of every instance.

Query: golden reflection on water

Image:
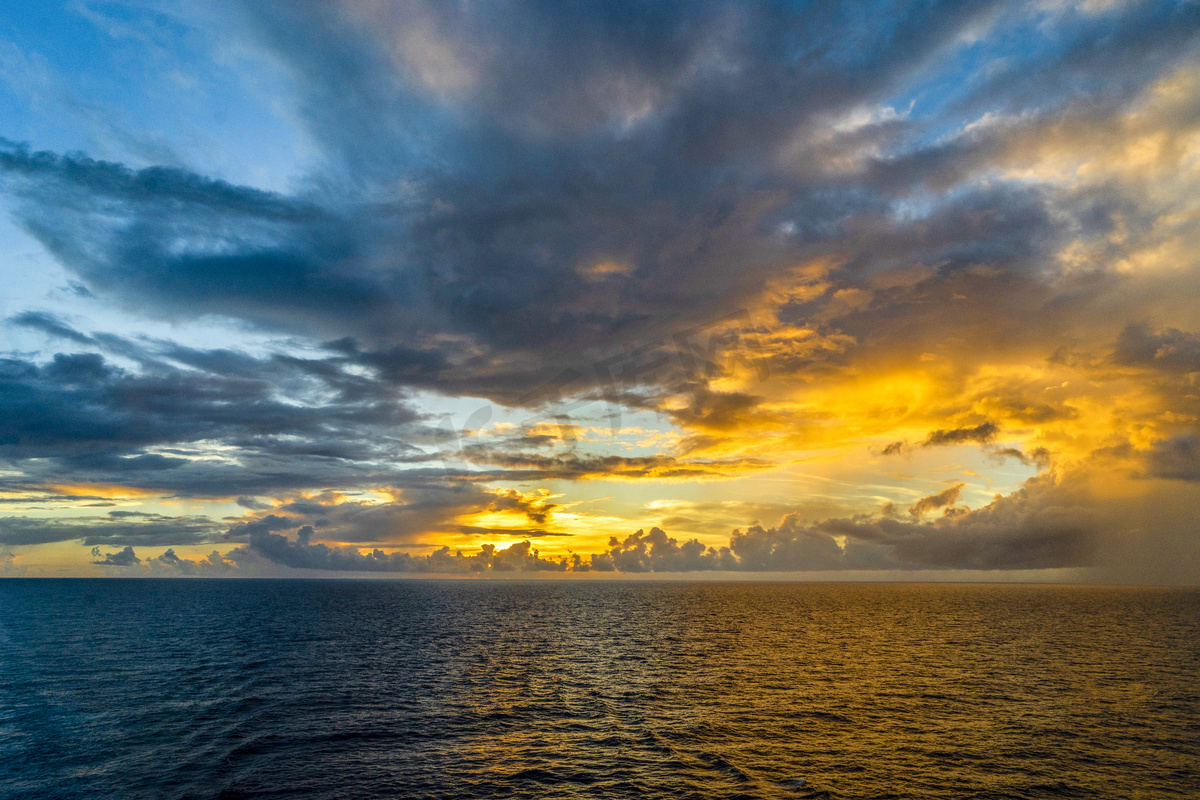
[1,581,1197,799]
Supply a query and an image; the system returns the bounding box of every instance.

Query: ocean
[1,580,1197,799]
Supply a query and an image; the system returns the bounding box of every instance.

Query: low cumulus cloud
[231,526,568,574]
[724,474,1095,572]
[93,470,1104,575]
[576,527,737,573]
[0,548,26,576]
[150,549,240,576]
[91,545,140,566]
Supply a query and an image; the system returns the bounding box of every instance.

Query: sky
[0,0,1198,581]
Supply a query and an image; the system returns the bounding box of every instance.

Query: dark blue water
[1,580,1197,799]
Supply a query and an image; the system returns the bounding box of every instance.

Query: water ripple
[1,581,1197,799]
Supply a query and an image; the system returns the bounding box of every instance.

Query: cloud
[1115,323,1200,373]
[5,0,1162,404]
[881,423,999,457]
[82,460,1196,579]
[0,548,26,576]
[91,545,140,566]
[728,518,891,571]
[665,390,770,432]
[460,448,773,481]
[727,474,1095,572]
[0,339,432,496]
[10,311,93,344]
[580,527,737,572]
[199,471,1098,574]
[922,423,999,448]
[989,447,1052,468]
[220,485,565,546]
[2,2,1200,578]
[231,524,567,574]
[909,484,965,518]
[147,548,241,576]
[0,514,224,547]
[236,496,271,510]
[1142,434,1200,481]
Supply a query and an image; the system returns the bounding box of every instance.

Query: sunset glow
[1,0,1198,582]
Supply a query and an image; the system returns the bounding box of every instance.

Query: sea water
[1,580,1197,799]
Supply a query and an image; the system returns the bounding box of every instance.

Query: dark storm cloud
[1114,323,1200,373]
[1142,434,1200,481]
[223,514,295,541]
[0,334,440,495]
[236,496,271,510]
[6,1,1188,406]
[728,518,893,571]
[0,494,115,505]
[242,0,1004,174]
[832,183,1063,278]
[0,514,224,547]
[664,390,769,432]
[0,144,400,338]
